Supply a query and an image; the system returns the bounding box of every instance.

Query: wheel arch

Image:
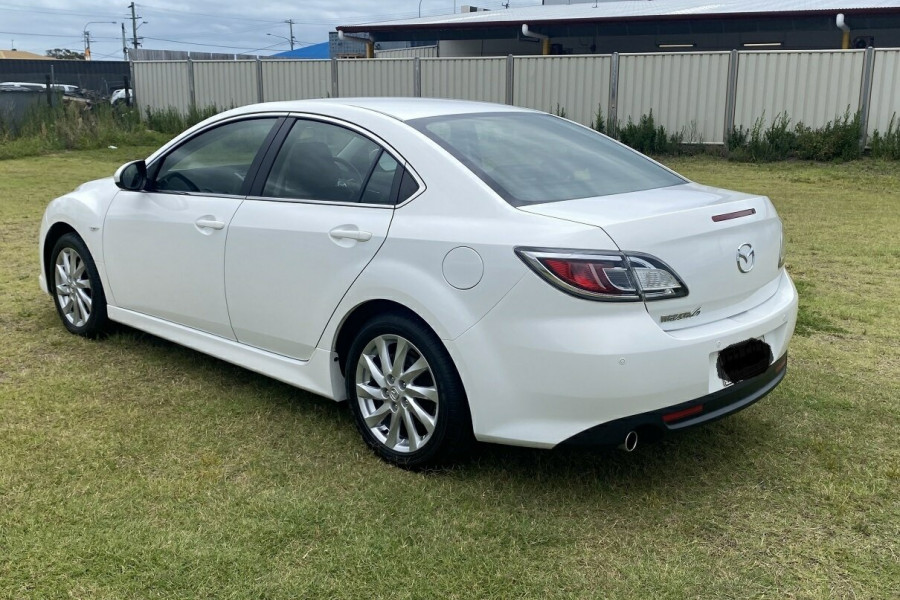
[43,222,79,287]
[333,299,436,377]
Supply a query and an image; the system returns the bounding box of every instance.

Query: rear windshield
[409,112,685,206]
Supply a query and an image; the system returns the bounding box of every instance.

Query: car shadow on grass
[99,322,778,496]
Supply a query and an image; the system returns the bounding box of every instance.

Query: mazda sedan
[39,98,797,468]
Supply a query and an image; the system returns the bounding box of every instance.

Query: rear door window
[262,119,401,203]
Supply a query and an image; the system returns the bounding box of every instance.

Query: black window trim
[243,113,425,209]
[145,113,288,199]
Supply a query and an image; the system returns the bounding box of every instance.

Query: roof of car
[225,97,535,122]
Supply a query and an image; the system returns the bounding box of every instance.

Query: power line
[0,3,123,19]
[0,30,83,41]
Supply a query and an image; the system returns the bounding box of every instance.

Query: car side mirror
[114,160,147,191]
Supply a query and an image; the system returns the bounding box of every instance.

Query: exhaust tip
[618,430,638,452]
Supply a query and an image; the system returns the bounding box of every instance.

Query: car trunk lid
[518,183,783,330]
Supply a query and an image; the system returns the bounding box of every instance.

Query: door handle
[329,227,373,242]
[195,218,225,230]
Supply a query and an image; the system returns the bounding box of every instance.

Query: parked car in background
[110,88,132,106]
[0,82,82,95]
[0,81,46,92]
[38,98,798,468]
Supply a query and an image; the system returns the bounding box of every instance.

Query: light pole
[82,21,116,60]
[267,33,294,51]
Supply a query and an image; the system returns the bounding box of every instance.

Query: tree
[45,49,86,60]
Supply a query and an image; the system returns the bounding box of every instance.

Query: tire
[49,233,109,337]
[345,313,474,469]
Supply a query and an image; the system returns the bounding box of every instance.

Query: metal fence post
[858,46,876,150]
[187,57,196,108]
[506,54,514,105]
[607,52,619,136]
[256,56,264,103]
[331,57,339,98]
[723,49,740,147]
[414,57,422,97]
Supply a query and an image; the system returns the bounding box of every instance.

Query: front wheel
[50,233,108,337]
[346,313,473,469]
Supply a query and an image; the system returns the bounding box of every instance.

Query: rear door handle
[195,218,225,230]
[329,227,372,242]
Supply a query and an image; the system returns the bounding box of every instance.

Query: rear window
[409,112,685,206]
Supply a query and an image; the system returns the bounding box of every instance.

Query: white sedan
[39,98,798,468]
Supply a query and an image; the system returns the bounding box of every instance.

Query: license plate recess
[717,338,773,384]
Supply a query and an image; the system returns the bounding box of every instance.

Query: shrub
[590,103,605,134]
[617,110,683,155]
[552,103,568,119]
[728,109,873,162]
[794,109,861,161]
[870,114,900,160]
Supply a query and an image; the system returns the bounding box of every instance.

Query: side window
[153,118,276,195]
[263,119,388,203]
[397,168,421,203]
[359,152,400,205]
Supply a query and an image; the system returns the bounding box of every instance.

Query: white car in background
[110,88,132,105]
[39,98,798,468]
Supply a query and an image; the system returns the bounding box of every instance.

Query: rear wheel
[346,313,473,468]
[50,233,108,337]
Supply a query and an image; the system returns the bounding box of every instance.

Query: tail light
[515,247,688,302]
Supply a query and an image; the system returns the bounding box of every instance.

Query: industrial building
[337,0,900,57]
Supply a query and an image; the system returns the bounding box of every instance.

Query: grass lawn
[1,149,898,599]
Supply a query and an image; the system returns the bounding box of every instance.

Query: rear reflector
[662,404,704,424]
[712,208,756,222]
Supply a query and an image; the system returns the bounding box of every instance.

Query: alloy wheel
[54,247,92,328]
[355,334,440,453]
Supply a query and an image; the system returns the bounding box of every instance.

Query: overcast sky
[1,1,544,59]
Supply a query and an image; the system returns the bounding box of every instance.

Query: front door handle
[330,227,373,242]
[195,218,225,230]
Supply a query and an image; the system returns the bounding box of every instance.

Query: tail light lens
[515,247,688,302]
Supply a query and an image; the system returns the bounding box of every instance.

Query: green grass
[1,151,898,599]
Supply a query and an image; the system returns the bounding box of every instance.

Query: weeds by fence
[0,103,220,160]
[870,115,900,160]
[144,105,220,135]
[725,109,863,162]
[1,99,897,164]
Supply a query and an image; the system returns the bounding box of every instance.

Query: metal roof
[340,1,900,32]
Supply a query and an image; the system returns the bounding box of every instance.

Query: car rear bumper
[448,269,798,448]
[559,352,787,447]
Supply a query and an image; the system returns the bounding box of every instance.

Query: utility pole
[129,2,140,49]
[285,19,296,50]
[84,30,91,60]
[121,23,128,60]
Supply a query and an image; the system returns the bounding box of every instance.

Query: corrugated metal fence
[132,48,900,143]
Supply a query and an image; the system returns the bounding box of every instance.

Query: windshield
[409,112,686,206]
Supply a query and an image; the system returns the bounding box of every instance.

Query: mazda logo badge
[737,243,755,273]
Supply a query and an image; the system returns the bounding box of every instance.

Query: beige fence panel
[132,61,191,114]
[261,60,331,101]
[868,48,900,136]
[375,46,438,58]
[193,60,258,109]
[337,59,416,97]
[735,50,865,130]
[421,57,507,103]
[513,55,611,127]
[618,52,730,144]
